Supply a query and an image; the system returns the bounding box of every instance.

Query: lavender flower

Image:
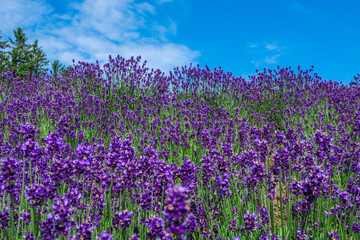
[75,222,95,240]
[0,156,21,195]
[328,229,341,240]
[51,197,74,236]
[145,216,167,240]
[0,207,10,230]
[242,211,260,233]
[40,213,56,240]
[353,222,360,234]
[213,172,233,198]
[164,185,191,237]
[96,231,113,240]
[17,122,38,141]
[113,210,133,230]
[23,231,36,240]
[25,178,57,208]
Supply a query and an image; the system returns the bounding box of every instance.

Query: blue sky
[0,0,359,85]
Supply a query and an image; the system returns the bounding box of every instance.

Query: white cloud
[118,43,199,72]
[1,0,199,75]
[157,0,173,3]
[265,43,278,50]
[251,55,281,68]
[69,0,145,42]
[168,21,177,35]
[249,41,285,68]
[135,2,156,15]
[0,0,53,34]
[263,54,280,64]
[58,51,87,65]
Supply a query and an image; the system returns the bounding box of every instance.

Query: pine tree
[7,27,32,79]
[28,39,49,78]
[0,31,10,78]
[6,27,49,80]
[51,59,66,79]
[51,59,66,87]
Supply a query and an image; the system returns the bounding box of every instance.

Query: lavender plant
[0,55,360,239]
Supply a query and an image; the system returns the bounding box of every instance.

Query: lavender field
[0,55,360,239]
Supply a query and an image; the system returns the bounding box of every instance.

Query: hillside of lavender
[0,55,360,239]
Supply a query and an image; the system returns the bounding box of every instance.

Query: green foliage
[27,39,49,78]
[0,31,10,74]
[6,27,49,79]
[50,60,66,87]
[0,31,11,86]
[51,60,66,79]
[0,27,68,82]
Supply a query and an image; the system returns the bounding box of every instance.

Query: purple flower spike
[0,208,10,230]
[213,172,232,198]
[352,109,360,133]
[42,131,66,156]
[297,228,308,240]
[138,190,153,210]
[23,230,36,240]
[25,178,57,208]
[51,197,73,236]
[40,214,56,240]
[328,229,341,240]
[96,231,113,240]
[165,185,190,222]
[242,211,260,233]
[145,216,167,240]
[258,206,269,226]
[17,122,38,141]
[0,156,21,195]
[164,185,191,238]
[76,222,95,240]
[353,222,360,234]
[113,210,134,229]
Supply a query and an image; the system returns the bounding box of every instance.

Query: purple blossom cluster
[0,55,360,239]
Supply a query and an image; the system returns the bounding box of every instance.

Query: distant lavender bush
[0,55,360,239]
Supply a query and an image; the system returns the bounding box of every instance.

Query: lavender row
[0,55,360,239]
